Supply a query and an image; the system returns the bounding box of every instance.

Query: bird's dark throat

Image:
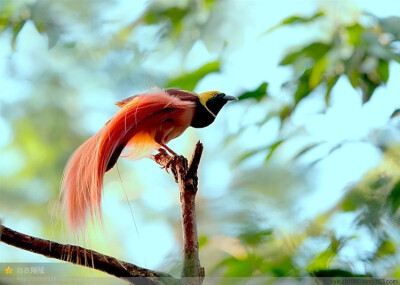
[191,95,228,128]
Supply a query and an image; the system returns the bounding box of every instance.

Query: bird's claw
[155,148,187,180]
[165,155,187,181]
[157,148,168,156]
[165,155,184,169]
[154,148,170,172]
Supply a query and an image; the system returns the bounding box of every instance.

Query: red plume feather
[61,91,196,231]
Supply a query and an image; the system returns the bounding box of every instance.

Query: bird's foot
[153,148,171,172]
[165,154,186,169]
[166,155,187,182]
[156,148,168,156]
[154,147,187,181]
[159,143,178,157]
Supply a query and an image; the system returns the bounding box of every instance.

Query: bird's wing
[106,107,180,169]
[62,91,196,231]
[115,94,140,108]
[115,89,198,108]
[164,89,199,101]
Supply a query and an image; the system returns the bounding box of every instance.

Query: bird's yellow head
[198,91,237,117]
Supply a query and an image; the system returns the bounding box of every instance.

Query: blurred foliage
[277,12,399,105]
[238,82,269,102]
[142,0,219,52]
[167,61,220,90]
[340,146,400,233]
[236,11,400,163]
[1,0,400,282]
[221,9,400,277]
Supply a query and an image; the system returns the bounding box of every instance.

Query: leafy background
[1,0,400,281]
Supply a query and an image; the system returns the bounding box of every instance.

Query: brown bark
[152,141,205,284]
[0,225,177,284]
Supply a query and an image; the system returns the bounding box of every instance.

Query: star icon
[5,266,13,275]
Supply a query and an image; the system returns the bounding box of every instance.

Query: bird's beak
[222,94,238,101]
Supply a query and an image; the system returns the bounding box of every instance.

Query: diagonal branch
[0,225,178,285]
[1,141,205,285]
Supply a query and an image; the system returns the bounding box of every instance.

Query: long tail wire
[116,163,147,268]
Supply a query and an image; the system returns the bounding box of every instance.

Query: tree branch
[1,141,205,285]
[0,224,177,284]
[153,141,205,284]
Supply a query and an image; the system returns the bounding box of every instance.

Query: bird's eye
[212,92,218,97]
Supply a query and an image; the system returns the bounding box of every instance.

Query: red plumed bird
[61,89,237,230]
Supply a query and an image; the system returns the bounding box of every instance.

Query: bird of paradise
[61,89,237,231]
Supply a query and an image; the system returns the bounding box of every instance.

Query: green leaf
[11,20,27,49]
[166,61,220,91]
[282,12,324,25]
[144,6,187,25]
[238,229,272,246]
[307,236,347,272]
[199,235,209,248]
[347,69,361,88]
[341,190,362,212]
[267,11,324,33]
[345,48,364,88]
[279,105,293,122]
[265,140,284,161]
[294,69,312,103]
[325,75,340,105]
[360,73,378,103]
[234,139,284,165]
[388,180,400,214]
[376,239,396,257]
[307,248,337,272]
[238,82,268,102]
[213,254,264,277]
[391,109,400,119]
[223,132,241,147]
[204,0,215,9]
[234,147,266,165]
[279,50,303,66]
[292,142,324,160]
[369,176,391,190]
[377,60,389,83]
[347,24,364,45]
[256,111,278,127]
[280,42,330,66]
[309,56,328,89]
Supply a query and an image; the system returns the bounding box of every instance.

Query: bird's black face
[191,92,237,128]
[205,93,237,116]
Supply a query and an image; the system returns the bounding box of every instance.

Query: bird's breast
[155,106,196,144]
